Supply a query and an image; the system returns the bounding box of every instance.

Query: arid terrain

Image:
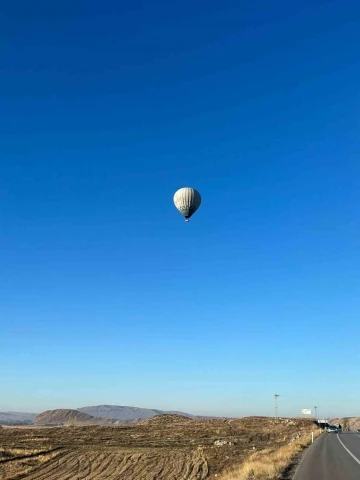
[0,415,317,480]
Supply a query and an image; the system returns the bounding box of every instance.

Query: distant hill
[138,413,193,426]
[77,405,192,421]
[34,409,112,426]
[0,411,37,425]
[2,405,196,426]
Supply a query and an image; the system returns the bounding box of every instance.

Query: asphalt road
[294,432,360,480]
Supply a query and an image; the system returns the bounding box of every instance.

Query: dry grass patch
[218,430,322,480]
[0,447,60,480]
[0,448,48,460]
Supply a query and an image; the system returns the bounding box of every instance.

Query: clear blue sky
[1,0,359,418]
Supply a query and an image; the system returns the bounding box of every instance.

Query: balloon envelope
[173,187,202,221]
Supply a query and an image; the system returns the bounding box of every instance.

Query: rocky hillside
[34,409,112,426]
[331,417,360,430]
[77,405,192,420]
[0,411,36,425]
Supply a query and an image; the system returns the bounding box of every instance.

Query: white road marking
[337,434,360,465]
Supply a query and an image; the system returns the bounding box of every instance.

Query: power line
[274,394,280,421]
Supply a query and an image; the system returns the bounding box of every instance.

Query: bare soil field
[0,415,317,479]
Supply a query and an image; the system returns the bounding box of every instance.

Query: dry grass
[218,430,322,480]
[0,448,50,460]
[0,447,60,480]
[63,418,78,427]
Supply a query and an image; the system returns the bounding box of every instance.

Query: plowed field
[12,449,208,480]
[0,416,316,479]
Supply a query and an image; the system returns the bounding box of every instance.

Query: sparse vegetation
[218,430,322,480]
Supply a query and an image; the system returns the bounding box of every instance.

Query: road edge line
[292,433,322,479]
[337,434,360,465]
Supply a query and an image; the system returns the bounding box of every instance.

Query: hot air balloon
[173,187,201,222]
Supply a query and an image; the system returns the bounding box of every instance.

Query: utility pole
[274,394,280,422]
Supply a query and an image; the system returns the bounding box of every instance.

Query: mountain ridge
[77,404,192,420]
[1,405,195,425]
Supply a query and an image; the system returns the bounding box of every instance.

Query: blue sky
[1,0,359,418]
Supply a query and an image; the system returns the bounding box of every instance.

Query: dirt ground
[0,415,317,479]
